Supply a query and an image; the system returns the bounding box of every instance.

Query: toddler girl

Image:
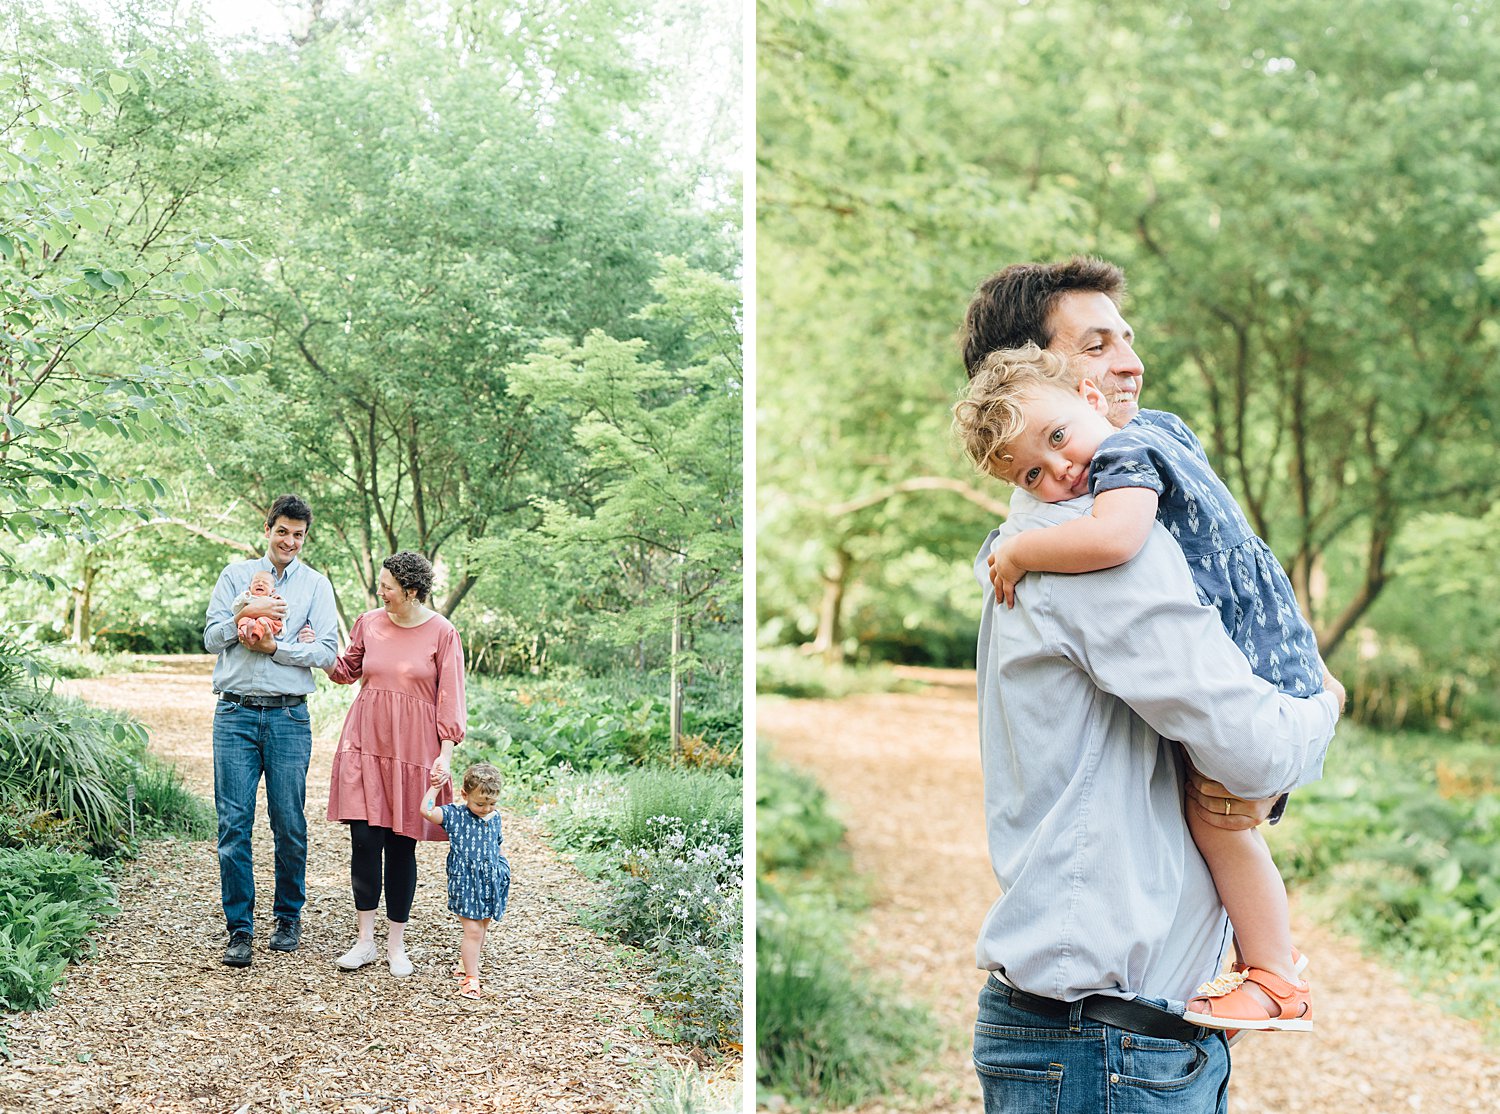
[419,762,511,1000]
[954,342,1323,1032]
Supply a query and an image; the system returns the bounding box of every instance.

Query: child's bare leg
[460,917,489,977]
[1186,805,1298,984]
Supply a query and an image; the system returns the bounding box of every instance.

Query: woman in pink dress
[321,550,466,978]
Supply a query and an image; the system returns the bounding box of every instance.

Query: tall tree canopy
[758,0,1500,664]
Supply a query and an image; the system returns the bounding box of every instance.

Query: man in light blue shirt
[203,494,338,967]
[960,259,1343,1112]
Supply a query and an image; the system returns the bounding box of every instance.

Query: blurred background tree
[758,0,1500,724]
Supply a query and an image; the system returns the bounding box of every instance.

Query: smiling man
[955,260,1342,1111]
[961,256,1143,425]
[203,494,339,967]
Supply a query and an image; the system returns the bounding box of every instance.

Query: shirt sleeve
[203,567,243,653]
[1047,527,1338,800]
[271,574,339,670]
[325,612,368,685]
[435,622,467,743]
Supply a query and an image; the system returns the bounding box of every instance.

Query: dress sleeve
[1089,427,1167,498]
[435,622,467,743]
[327,613,368,685]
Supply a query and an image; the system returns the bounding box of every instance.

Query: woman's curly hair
[382,550,434,603]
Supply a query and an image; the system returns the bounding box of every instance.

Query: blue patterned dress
[1089,410,1323,697]
[439,803,511,921]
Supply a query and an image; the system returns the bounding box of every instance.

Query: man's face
[264,516,308,571]
[1045,291,1143,427]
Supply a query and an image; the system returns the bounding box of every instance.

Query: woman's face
[377,568,413,611]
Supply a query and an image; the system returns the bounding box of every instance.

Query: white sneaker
[335,940,379,970]
[387,949,413,978]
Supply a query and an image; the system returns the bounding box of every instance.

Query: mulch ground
[0,656,741,1113]
[758,669,1500,1113]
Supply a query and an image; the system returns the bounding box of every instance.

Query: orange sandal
[459,974,482,1000]
[1183,967,1312,1032]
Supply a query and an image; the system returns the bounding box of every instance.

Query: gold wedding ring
[1223,798,1232,816]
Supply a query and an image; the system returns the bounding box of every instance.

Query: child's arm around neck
[991,487,1159,607]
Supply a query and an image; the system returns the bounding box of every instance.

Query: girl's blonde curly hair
[952,342,1084,479]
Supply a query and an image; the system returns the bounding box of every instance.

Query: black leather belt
[218,692,307,708]
[1004,982,1208,1042]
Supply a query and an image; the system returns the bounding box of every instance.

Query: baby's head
[248,570,275,596]
[461,762,503,816]
[953,342,1116,503]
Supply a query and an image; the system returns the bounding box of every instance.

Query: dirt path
[1,657,734,1113]
[759,670,1500,1113]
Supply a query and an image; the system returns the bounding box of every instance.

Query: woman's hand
[430,753,451,787]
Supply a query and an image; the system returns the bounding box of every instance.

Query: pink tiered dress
[325,609,466,841]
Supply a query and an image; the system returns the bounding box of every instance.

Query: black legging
[348,820,418,923]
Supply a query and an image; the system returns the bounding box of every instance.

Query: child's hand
[988,539,1027,609]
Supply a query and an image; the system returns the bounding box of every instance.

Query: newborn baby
[235,571,285,643]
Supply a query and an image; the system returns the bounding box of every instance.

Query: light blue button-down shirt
[974,491,1339,1008]
[204,556,339,696]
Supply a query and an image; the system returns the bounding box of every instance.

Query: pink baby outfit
[325,609,466,841]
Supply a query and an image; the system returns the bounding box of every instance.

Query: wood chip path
[758,669,1500,1113]
[1,656,740,1113]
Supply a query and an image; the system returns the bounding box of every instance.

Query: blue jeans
[973,977,1229,1114]
[212,699,312,935]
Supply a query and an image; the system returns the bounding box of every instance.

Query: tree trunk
[805,543,852,664]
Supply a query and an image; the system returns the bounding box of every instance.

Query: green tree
[0,6,261,585]
[201,9,723,619]
[504,260,742,673]
[757,0,1500,662]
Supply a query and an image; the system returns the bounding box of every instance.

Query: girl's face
[999,381,1116,503]
[464,789,497,818]
[377,569,414,612]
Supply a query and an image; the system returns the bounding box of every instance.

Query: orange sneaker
[1182,967,1312,1032]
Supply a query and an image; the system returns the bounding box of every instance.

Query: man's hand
[987,539,1027,609]
[237,627,278,654]
[1322,667,1346,710]
[298,623,316,644]
[240,595,288,623]
[1184,767,1278,831]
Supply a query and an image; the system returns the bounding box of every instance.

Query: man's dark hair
[383,550,434,603]
[960,256,1127,377]
[266,494,313,530]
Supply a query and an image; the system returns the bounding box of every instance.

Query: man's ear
[1077,378,1109,415]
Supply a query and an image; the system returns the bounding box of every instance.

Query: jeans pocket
[1114,1032,1208,1090]
[973,1026,1065,1114]
[284,703,311,725]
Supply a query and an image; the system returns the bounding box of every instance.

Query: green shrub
[537,765,744,1051]
[755,751,934,1104]
[755,747,849,878]
[0,651,210,853]
[0,847,118,1010]
[756,647,924,700]
[756,906,933,1108]
[1276,723,1500,1034]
